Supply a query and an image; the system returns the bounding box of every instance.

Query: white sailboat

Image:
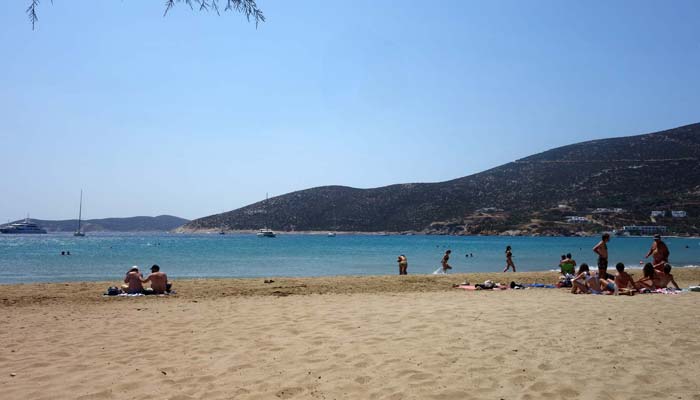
[257,193,276,237]
[74,190,85,237]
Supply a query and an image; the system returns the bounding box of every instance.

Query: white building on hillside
[650,211,666,217]
[671,211,687,218]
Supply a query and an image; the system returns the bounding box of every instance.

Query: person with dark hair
[503,246,516,272]
[441,250,452,273]
[656,263,680,290]
[571,263,591,294]
[646,234,670,273]
[142,264,170,294]
[614,262,636,295]
[560,253,576,275]
[635,263,657,291]
[123,266,144,294]
[588,264,616,294]
[397,255,408,275]
[593,233,610,269]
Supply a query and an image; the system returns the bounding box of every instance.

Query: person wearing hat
[646,234,670,273]
[142,264,170,294]
[123,266,144,294]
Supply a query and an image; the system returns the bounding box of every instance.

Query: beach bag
[106,286,121,296]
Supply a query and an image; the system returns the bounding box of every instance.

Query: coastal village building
[592,208,624,214]
[622,225,668,235]
[671,211,687,218]
[565,216,589,223]
[650,211,666,217]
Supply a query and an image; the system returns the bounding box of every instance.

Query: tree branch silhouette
[27,0,265,30]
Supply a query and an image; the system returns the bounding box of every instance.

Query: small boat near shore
[257,228,276,238]
[0,218,47,234]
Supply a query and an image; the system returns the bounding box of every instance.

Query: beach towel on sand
[456,285,507,291]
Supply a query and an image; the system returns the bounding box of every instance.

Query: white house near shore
[650,210,666,217]
[671,211,687,218]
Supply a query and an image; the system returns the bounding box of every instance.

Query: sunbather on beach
[123,266,144,294]
[655,263,680,290]
[571,263,591,294]
[593,233,610,269]
[589,264,616,294]
[560,253,576,275]
[634,263,657,291]
[142,264,170,294]
[614,262,635,295]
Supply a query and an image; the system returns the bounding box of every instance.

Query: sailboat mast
[77,190,82,232]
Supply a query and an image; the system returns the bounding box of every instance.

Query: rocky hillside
[10,215,189,232]
[182,123,700,235]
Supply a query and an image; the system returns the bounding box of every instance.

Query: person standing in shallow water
[503,246,516,272]
[397,255,408,275]
[441,250,452,273]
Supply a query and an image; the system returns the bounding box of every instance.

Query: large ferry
[0,218,48,234]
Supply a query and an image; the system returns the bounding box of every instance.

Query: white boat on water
[257,228,276,238]
[327,232,336,237]
[74,190,85,237]
[0,218,47,234]
[257,193,276,237]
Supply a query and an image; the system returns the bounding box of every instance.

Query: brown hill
[182,123,700,235]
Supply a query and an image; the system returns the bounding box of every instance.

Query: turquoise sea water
[0,233,698,284]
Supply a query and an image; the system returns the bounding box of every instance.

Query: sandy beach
[2,270,700,400]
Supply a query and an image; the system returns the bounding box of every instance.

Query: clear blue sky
[1,0,699,221]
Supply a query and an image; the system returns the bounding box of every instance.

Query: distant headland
[179,123,700,236]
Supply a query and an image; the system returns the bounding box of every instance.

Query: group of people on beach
[562,233,679,295]
[396,233,682,294]
[119,264,172,295]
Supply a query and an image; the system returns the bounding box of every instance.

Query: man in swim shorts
[142,264,170,294]
[593,233,610,269]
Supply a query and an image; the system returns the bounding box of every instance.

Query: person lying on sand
[123,266,144,294]
[614,262,636,295]
[142,264,171,294]
[655,263,680,290]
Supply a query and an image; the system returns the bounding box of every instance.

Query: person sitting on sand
[614,262,635,295]
[142,264,170,294]
[634,263,657,291]
[441,250,452,273]
[571,263,591,294]
[645,234,670,272]
[503,246,516,272]
[560,253,576,276]
[589,264,616,295]
[655,263,680,290]
[123,266,144,294]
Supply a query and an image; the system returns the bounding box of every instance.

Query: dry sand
[2,270,700,400]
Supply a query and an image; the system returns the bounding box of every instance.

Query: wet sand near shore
[1,270,700,400]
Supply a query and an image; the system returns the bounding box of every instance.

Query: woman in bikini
[503,246,516,272]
